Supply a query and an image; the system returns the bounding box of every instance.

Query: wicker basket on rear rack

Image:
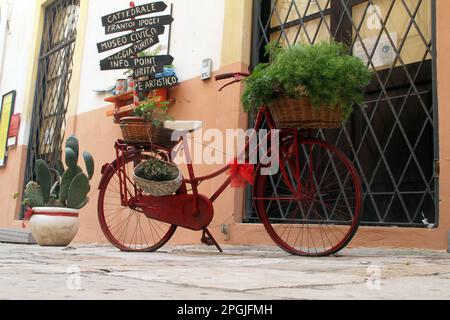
[133,159,183,196]
[269,96,342,129]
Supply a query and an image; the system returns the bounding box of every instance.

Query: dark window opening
[246,0,438,227]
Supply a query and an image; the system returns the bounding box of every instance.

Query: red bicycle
[97,72,362,257]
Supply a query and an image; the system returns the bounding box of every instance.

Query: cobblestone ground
[0,243,449,300]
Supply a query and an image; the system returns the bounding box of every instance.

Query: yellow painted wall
[221,0,253,66]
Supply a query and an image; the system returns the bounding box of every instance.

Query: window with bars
[22,0,80,217]
[246,0,438,227]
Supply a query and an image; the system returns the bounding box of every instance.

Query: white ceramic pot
[29,208,80,247]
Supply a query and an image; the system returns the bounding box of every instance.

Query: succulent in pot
[242,41,372,128]
[22,135,94,246]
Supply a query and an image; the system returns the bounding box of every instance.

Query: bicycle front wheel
[98,151,179,252]
[254,138,362,257]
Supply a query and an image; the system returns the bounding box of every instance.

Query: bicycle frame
[182,106,279,203]
[109,104,309,216]
[110,106,281,207]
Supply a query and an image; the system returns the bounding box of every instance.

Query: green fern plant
[242,41,372,120]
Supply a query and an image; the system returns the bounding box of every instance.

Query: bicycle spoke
[98,152,178,252]
[255,139,362,256]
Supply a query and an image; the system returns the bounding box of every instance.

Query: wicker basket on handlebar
[269,96,342,129]
[120,121,153,144]
[120,117,180,149]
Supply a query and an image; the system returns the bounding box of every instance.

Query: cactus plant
[83,151,95,180]
[65,147,78,169]
[22,135,94,210]
[66,136,79,160]
[67,173,90,209]
[55,160,65,177]
[24,182,45,208]
[59,166,82,202]
[34,160,52,203]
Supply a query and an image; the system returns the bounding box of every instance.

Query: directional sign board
[98,2,179,92]
[100,55,174,70]
[136,76,179,92]
[101,36,160,61]
[105,15,174,35]
[97,26,164,53]
[100,55,174,78]
[101,2,167,26]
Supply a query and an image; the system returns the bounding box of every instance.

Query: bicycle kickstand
[201,228,223,253]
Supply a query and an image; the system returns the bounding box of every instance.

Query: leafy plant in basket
[242,41,372,127]
[133,157,183,196]
[135,157,179,182]
[120,97,177,148]
[133,97,172,127]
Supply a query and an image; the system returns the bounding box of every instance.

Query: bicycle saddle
[164,120,203,133]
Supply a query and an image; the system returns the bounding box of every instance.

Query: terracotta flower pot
[27,208,80,247]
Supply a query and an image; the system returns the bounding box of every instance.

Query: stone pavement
[0,243,449,300]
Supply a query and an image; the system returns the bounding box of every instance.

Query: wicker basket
[120,118,180,149]
[150,126,180,150]
[120,118,152,144]
[133,159,183,196]
[269,96,342,129]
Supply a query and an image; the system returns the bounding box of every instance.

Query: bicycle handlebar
[215,73,237,81]
[215,72,250,81]
[215,72,250,91]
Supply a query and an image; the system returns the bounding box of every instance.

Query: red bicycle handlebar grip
[215,73,237,81]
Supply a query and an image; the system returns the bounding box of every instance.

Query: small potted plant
[133,157,182,196]
[242,41,372,128]
[22,136,94,246]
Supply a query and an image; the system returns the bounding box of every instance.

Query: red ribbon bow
[228,159,254,188]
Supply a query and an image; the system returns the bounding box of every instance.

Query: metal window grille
[22,0,80,217]
[246,0,438,227]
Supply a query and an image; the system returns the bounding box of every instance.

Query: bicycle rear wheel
[98,151,180,252]
[254,138,362,256]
